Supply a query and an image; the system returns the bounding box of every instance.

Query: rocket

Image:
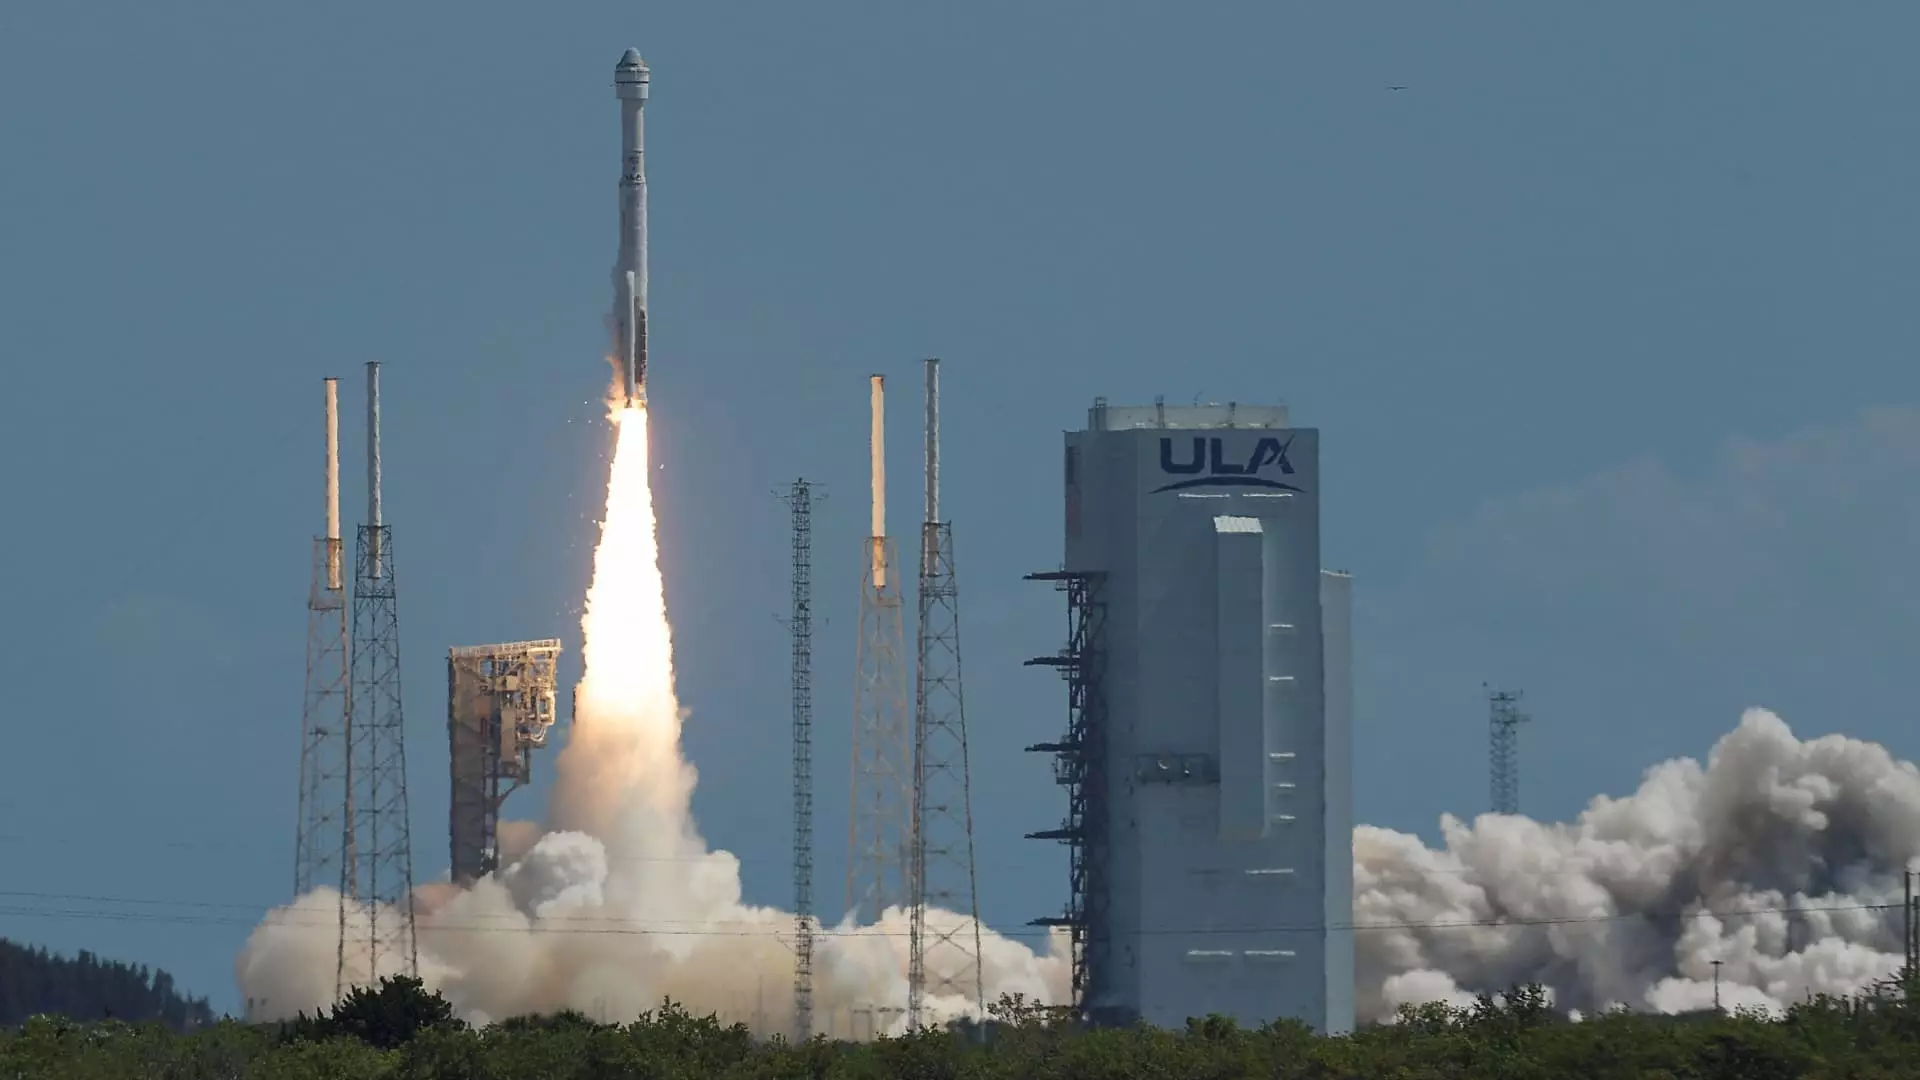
[613,47,650,406]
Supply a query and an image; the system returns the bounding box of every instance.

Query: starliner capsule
[613,47,650,405]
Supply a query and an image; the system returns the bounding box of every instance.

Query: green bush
[285,974,463,1050]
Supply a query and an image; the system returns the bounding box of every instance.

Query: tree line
[5,971,1920,1078]
[0,938,212,1032]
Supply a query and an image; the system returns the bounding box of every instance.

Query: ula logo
[1152,436,1300,494]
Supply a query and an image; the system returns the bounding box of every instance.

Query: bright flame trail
[549,406,698,849]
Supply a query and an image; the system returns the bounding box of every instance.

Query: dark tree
[0,938,213,1031]
[290,975,462,1050]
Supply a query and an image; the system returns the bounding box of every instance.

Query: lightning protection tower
[907,358,984,1028]
[782,478,818,1042]
[848,376,912,930]
[295,378,351,900]
[1487,685,1528,816]
[341,360,420,995]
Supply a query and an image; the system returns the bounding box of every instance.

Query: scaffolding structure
[295,378,351,899]
[1023,569,1109,1017]
[1487,686,1529,816]
[340,361,419,995]
[782,478,817,1042]
[447,639,562,885]
[907,358,983,1028]
[848,376,913,928]
[1904,870,1918,983]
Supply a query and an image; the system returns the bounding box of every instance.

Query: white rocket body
[613,48,650,405]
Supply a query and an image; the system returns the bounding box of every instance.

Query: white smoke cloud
[247,703,1918,1032]
[1356,707,1920,1022]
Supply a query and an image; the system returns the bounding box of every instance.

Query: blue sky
[5,2,1920,1013]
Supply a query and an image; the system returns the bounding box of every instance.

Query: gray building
[1033,400,1353,1033]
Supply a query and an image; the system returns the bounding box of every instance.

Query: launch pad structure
[1024,569,1110,1015]
[448,639,563,885]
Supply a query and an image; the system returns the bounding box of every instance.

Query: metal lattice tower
[1024,570,1110,1016]
[907,358,984,1029]
[1487,685,1528,816]
[848,375,912,931]
[782,478,817,1042]
[295,377,351,900]
[1904,870,1918,984]
[340,361,419,995]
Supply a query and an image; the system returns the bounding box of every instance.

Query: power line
[0,889,1900,938]
[0,829,1071,874]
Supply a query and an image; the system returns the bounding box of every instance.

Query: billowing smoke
[1356,708,1920,1021]
[237,407,1069,1036]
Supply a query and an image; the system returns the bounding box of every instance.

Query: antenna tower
[1487,685,1528,816]
[848,376,912,931]
[907,358,983,1028]
[782,478,818,1041]
[295,378,351,900]
[340,360,420,995]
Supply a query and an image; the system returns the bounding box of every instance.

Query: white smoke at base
[1356,708,1920,1022]
[237,406,1070,1035]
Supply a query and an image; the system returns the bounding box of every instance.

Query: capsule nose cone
[614,46,650,95]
